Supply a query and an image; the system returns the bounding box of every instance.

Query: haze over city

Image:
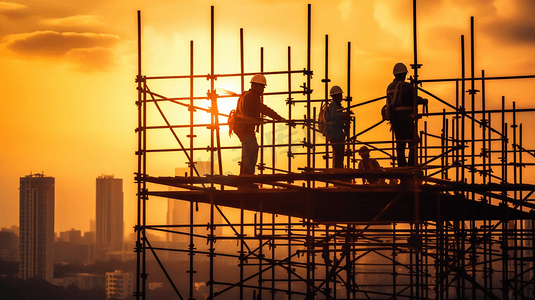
[2,0,535,236]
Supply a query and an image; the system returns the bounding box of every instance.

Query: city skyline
[2,0,535,236]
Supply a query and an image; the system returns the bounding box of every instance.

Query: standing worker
[324,85,350,168]
[234,74,286,177]
[385,63,427,167]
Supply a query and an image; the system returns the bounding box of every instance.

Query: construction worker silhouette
[386,63,427,167]
[357,146,383,184]
[324,85,350,168]
[234,74,286,177]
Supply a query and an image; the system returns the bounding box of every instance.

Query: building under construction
[134,2,535,300]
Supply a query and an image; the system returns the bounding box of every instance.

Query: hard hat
[393,63,408,75]
[329,85,343,96]
[358,146,370,155]
[250,74,267,86]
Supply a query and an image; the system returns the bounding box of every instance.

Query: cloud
[485,20,535,45]
[0,1,25,10]
[2,30,120,56]
[0,1,28,19]
[481,0,535,45]
[1,30,121,71]
[40,15,107,28]
[65,47,115,72]
[338,0,352,21]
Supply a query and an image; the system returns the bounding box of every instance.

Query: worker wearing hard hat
[357,146,384,184]
[234,74,286,177]
[324,85,351,168]
[385,63,427,167]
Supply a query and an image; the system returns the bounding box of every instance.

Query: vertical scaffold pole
[287,46,293,173]
[501,95,508,299]
[260,47,265,176]
[271,213,276,300]
[209,7,215,300]
[210,6,215,178]
[188,200,194,300]
[188,39,195,300]
[259,203,264,299]
[306,3,312,171]
[239,28,245,300]
[512,101,517,200]
[135,9,144,300]
[189,40,195,181]
[287,214,292,300]
[455,77,460,182]
[512,101,519,300]
[346,41,352,169]
[240,200,245,300]
[411,1,421,296]
[470,16,476,205]
[470,20,477,292]
[306,5,313,298]
[481,70,487,187]
[461,35,466,184]
[393,223,398,300]
[502,96,507,186]
[323,34,329,170]
[210,6,224,178]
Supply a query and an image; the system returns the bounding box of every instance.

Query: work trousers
[238,132,258,175]
[392,119,415,167]
[328,136,345,168]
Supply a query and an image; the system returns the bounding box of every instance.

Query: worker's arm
[259,103,285,121]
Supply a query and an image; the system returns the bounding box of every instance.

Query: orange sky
[1,0,535,235]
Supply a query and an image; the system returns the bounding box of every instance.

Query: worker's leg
[396,140,407,167]
[393,124,408,167]
[333,143,344,168]
[407,142,416,166]
[330,137,345,168]
[392,123,407,167]
[240,133,258,175]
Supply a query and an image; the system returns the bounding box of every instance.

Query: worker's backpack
[318,100,328,136]
[228,109,236,137]
[381,104,393,121]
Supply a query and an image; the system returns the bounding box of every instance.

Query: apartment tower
[19,173,55,281]
[96,175,123,251]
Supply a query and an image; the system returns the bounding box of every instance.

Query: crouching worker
[233,74,286,177]
[357,146,385,185]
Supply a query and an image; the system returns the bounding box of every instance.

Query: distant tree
[0,277,69,300]
[0,276,108,300]
[85,259,136,275]
[54,262,85,278]
[0,259,18,277]
[65,283,106,300]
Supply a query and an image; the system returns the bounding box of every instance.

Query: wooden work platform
[138,169,535,223]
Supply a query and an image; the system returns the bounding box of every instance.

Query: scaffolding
[134,2,535,300]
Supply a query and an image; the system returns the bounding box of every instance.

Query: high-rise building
[106,270,133,299]
[0,227,18,262]
[96,175,124,251]
[19,173,55,281]
[167,162,222,245]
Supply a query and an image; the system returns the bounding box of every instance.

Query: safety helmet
[329,85,343,96]
[250,74,267,86]
[358,145,370,155]
[393,63,408,75]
